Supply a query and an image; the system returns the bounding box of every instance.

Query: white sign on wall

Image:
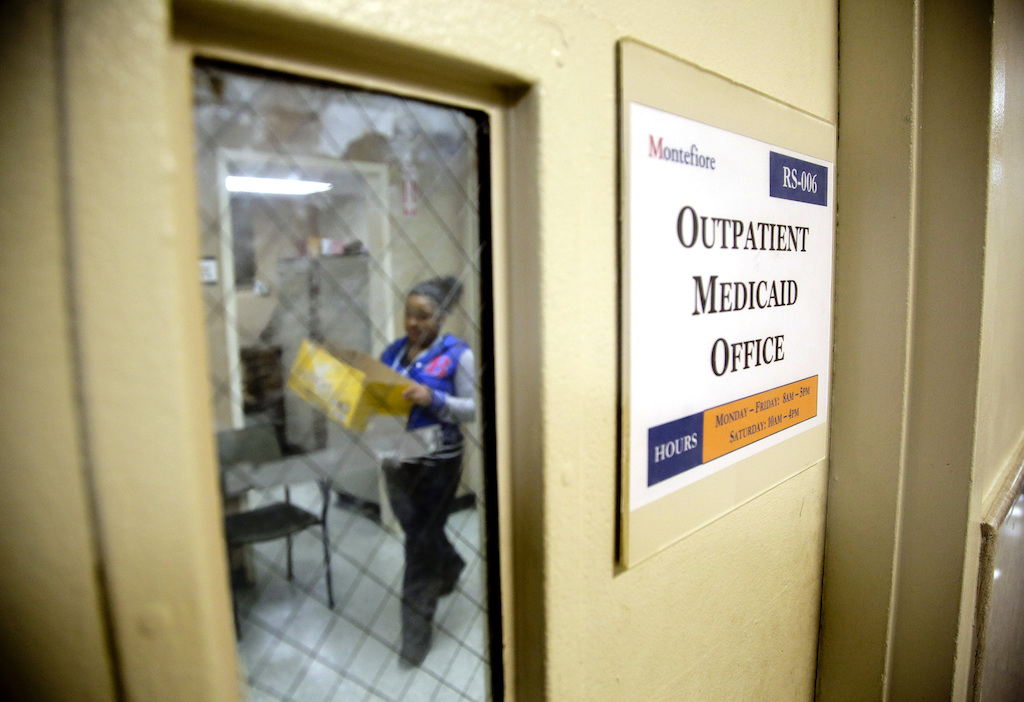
[628,104,834,508]
[618,40,836,566]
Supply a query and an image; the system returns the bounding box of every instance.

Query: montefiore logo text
[648,136,716,171]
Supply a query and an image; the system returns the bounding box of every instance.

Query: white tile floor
[231,485,491,702]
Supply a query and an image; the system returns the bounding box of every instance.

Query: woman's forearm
[429,349,476,423]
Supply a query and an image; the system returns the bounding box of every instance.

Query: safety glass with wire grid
[192,59,501,701]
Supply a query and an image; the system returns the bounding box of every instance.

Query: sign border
[616,39,837,568]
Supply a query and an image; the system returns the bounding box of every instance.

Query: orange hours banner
[647,376,817,486]
[702,376,817,462]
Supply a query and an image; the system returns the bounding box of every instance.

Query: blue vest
[381,334,469,444]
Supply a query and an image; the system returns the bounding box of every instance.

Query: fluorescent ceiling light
[226,176,332,195]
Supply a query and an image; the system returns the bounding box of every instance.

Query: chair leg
[228,546,241,639]
[232,590,241,639]
[285,485,294,580]
[286,533,294,580]
[322,522,334,609]
[319,479,334,609]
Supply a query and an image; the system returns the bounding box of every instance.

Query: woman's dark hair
[409,275,463,315]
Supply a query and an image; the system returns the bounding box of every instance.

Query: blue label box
[648,412,704,486]
[769,152,828,206]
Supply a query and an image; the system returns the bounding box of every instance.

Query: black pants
[384,452,464,657]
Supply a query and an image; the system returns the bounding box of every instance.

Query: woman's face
[404,294,442,348]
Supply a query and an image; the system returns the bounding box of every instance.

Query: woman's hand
[403,383,434,407]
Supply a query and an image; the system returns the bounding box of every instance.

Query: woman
[381,275,476,667]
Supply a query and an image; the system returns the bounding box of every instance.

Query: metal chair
[217,424,335,637]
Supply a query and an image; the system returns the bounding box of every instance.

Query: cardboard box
[287,339,414,431]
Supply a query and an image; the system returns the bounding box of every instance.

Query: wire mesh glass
[193,59,497,702]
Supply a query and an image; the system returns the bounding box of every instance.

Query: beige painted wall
[976,0,1024,507]
[820,2,1024,700]
[966,0,1024,698]
[14,0,1024,699]
[178,1,838,700]
[49,0,242,698]
[0,2,118,699]
[817,2,919,698]
[9,0,838,699]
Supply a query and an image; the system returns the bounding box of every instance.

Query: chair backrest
[216,424,282,468]
[217,425,322,496]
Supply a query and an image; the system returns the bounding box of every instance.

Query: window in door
[193,58,500,701]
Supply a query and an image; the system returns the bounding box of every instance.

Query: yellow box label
[286,340,413,432]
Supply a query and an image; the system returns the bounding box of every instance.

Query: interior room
[5,1,1024,701]
[192,61,496,700]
